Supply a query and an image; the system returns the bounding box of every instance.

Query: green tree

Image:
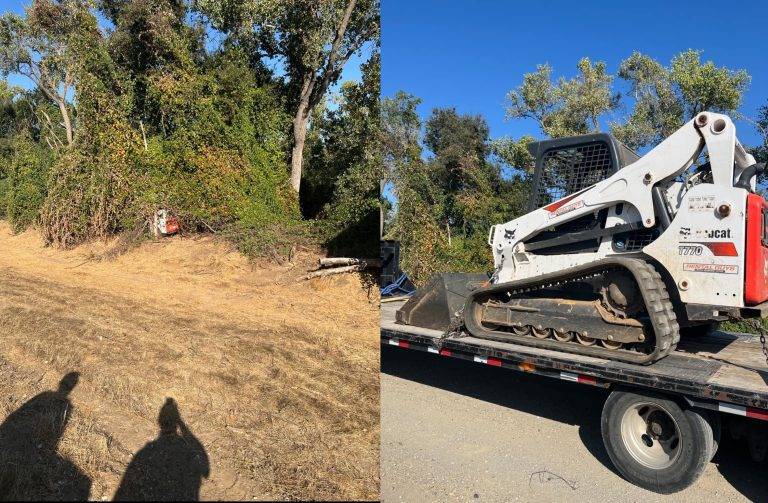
[505,58,618,139]
[610,51,683,149]
[99,0,205,136]
[490,134,535,173]
[670,50,750,118]
[196,0,380,195]
[503,50,750,152]
[40,5,141,246]
[306,50,382,257]
[753,104,768,165]
[381,90,421,183]
[383,92,442,284]
[385,96,530,285]
[0,0,380,263]
[423,108,493,239]
[5,133,52,231]
[613,50,750,149]
[0,0,87,146]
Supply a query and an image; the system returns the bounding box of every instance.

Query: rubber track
[463,257,680,364]
[633,260,679,356]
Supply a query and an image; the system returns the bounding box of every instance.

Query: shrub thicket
[5,134,51,231]
[0,0,377,261]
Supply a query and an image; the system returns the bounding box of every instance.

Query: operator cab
[527,134,639,211]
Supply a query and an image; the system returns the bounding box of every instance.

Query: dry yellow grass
[0,222,379,500]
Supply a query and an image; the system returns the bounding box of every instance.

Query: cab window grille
[534,141,612,209]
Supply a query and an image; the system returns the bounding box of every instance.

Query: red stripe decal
[577,375,597,385]
[439,348,452,356]
[398,340,410,348]
[746,408,768,421]
[543,192,581,212]
[697,241,738,257]
[487,357,502,366]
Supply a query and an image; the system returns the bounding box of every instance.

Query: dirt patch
[0,222,379,500]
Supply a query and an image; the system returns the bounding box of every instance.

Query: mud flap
[395,273,488,331]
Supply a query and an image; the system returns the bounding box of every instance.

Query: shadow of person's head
[57,372,80,396]
[158,398,181,435]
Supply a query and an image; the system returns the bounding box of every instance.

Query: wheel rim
[531,326,550,339]
[620,402,681,470]
[601,339,623,350]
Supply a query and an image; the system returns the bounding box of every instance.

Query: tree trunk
[57,99,73,146]
[288,0,358,195]
[290,99,310,193]
[380,179,385,239]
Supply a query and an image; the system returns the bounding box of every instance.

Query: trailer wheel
[704,409,721,460]
[601,389,714,494]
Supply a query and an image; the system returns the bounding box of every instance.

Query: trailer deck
[382,300,768,418]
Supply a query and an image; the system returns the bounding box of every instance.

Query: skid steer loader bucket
[395,273,489,331]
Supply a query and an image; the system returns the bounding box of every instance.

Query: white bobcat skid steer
[398,112,768,364]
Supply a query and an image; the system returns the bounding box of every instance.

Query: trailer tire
[601,389,714,494]
[704,410,721,460]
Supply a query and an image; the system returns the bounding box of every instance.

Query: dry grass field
[0,222,379,501]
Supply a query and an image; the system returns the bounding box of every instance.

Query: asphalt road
[381,346,768,503]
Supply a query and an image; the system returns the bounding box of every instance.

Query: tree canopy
[384,94,529,285]
[196,0,380,194]
[499,49,751,156]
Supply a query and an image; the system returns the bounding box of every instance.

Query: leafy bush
[3,135,50,232]
[322,160,381,258]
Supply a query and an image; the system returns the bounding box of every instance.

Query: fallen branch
[300,262,377,280]
[381,295,411,303]
[318,257,380,268]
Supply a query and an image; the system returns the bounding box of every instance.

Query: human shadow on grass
[0,372,91,501]
[113,398,209,501]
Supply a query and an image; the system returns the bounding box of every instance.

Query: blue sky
[382,0,768,150]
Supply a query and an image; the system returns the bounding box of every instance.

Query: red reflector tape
[398,340,410,348]
[439,348,452,357]
[746,407,768,421]
[717,402,768,421]
[560,372,597,385]
[473,355,502,366]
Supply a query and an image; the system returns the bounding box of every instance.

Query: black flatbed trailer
[382,299,768,493]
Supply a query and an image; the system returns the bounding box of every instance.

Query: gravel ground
[381,346,768,503]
